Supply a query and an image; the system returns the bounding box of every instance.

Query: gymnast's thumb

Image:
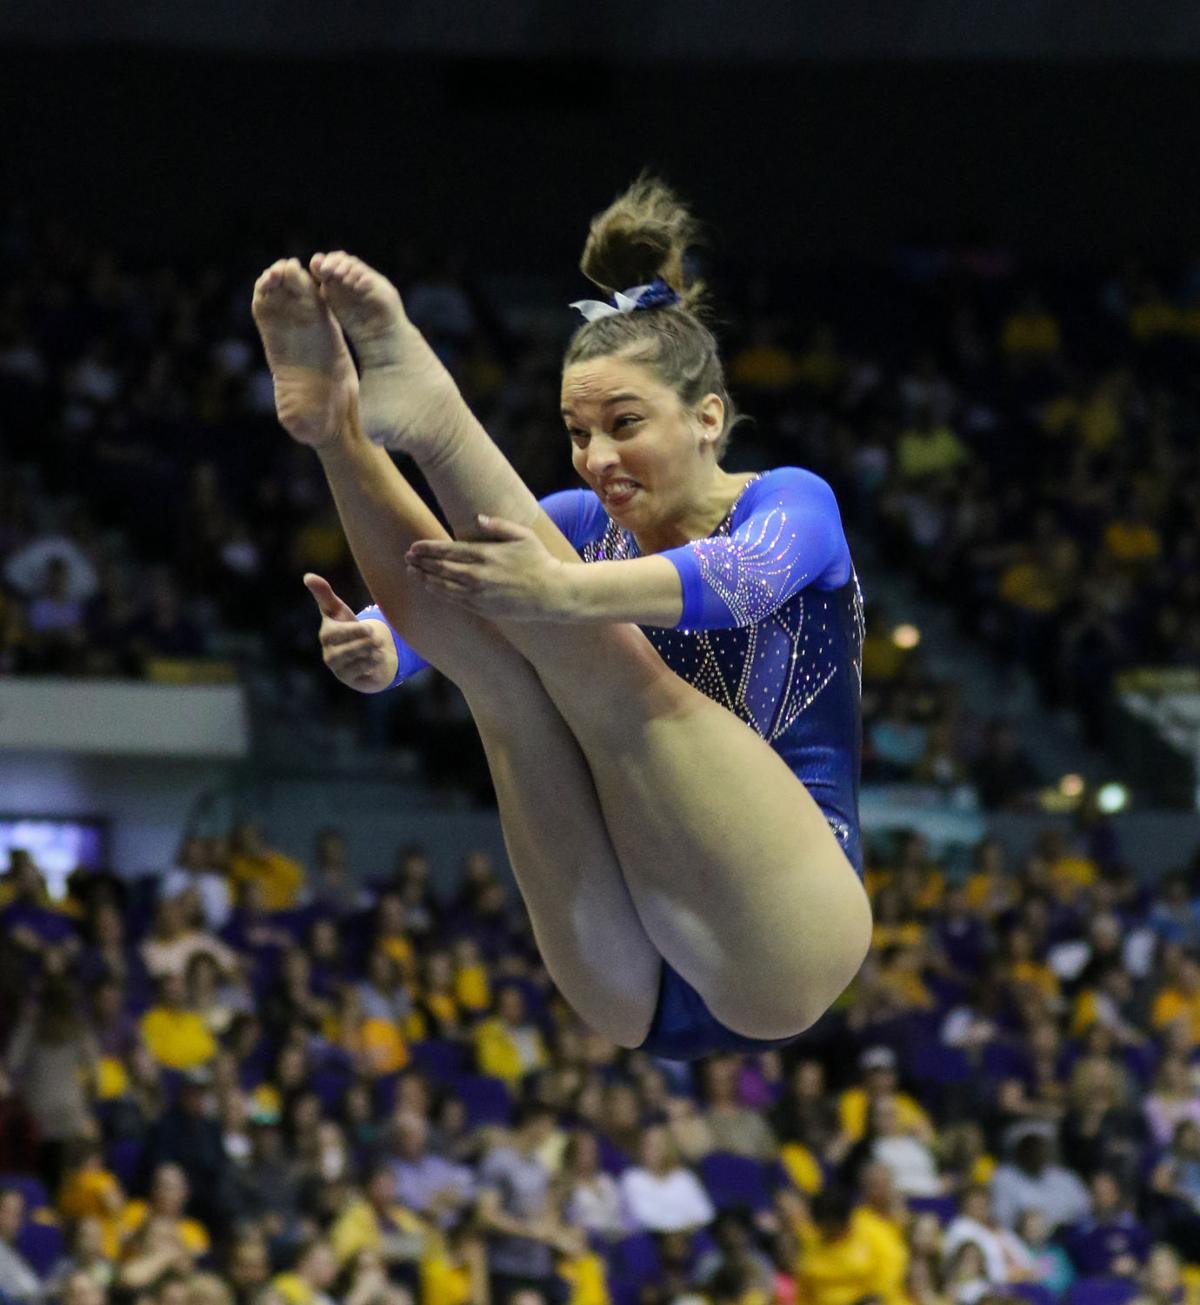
[304,573,356,621]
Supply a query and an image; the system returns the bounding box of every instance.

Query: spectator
[388,1112,474,1229]
[1063,1169,1150,1278]
[226,823,304,913]
[476,1103,570,1305]
[943,1186,1031,1286]
[139,975,217,1071]
[0,1189,43,1302]
[795,1185,907,1305]
[264,1236,339,1305]
[990,1132,1091,1231]
[618,1125,715,1234]
[473,987,548,1087]
[560,1131,623,1241]
[700,1056,778,1160]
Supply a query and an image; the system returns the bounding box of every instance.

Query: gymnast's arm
[564,467,850,630]
[329,487,607,693]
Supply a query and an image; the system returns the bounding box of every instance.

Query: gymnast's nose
[585,436,620,478]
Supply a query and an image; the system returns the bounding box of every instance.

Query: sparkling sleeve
[660,468,850,630]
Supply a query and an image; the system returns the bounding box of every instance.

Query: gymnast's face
[561,355,724,530]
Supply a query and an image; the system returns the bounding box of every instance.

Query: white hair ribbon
[568,284,657,323]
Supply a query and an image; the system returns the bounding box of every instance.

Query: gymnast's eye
[613,415,641,432]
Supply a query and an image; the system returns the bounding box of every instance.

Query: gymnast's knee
[705,905,872,1041]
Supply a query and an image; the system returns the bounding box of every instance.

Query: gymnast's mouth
[601,479,640,505]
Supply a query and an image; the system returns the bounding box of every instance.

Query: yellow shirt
[1079,391,1123,452]
[421,1252,473,1305]
[780,1143,824,1195]
[838,1090,930,1143]
[455,964,491,1013]
[139,1007,216,1070]
[963,872,1017,916]
[872,923,926,951]
[896,427,969,482]
[1039,394,1080,437]
[473,1019,548,1086]
[560,1251,611,1305]
[329,1198,428,1267]
[796,1208,908,1305]
[1152,988,1200,1044]
[1049,854,1098,900]
[58,1169,124,1258]
[730,345,799,392]
[1104,521,1162,564]
[1006,961,1060,1000]
[270,1274,318,1305]
[1001,313,1061,356]
[1130,299,1179,341]
[341,1017,409,1077]
[121,1203,210,1255]
[227,848,304,911]
[999,562,1061,614]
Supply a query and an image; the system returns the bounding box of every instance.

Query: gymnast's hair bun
[579,170,708,316]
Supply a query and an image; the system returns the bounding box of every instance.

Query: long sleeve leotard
[358,467,865,872]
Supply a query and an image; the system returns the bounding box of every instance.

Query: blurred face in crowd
[704,1056,739,1106]
[639,1125,675,1174]
[497,986,526,1027]
[1017,1209,1049,1249]
[61,1271,104,1305]
[793,1060,824,1098]
[1091,1171,1122,1216]
[393,1113,428,1161]
[909,1213,941,1257]
[567,1132,600,1177]
[860,1162,897,1211]
[1146,1247,1182,1299]
[366,1168,396,1210]
[152,1165,188,1217]
[158,1280,189,1305]
[561,355,726,541]
[227,1239,270,1293]
[962,1187,991,1224]
[1174,1121,1200,1159]
[0,1191,23,1241]
[300,1242,337,1289]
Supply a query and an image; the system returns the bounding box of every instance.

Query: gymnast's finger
[321,624,373,651]
[407,541,484,564]
[409,557,482,587]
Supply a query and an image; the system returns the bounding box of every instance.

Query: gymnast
[251,174,871,1061]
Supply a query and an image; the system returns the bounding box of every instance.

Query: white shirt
[944,1215,1033,1284]
[161,868,233,931]
[618,1166,715,1233]
[873,1135,943,1196]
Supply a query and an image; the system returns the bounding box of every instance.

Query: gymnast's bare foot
[309,250,465,457]
[251,259,358,448]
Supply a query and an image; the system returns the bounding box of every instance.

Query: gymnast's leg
[251,259,660,1046]
[312,253,871,1039]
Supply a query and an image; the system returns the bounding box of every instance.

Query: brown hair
[565,170,748,459]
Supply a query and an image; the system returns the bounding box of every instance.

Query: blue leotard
[359,467,865,1060]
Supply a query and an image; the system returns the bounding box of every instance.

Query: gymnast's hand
[305,573,399,693]
[405,516,574,621]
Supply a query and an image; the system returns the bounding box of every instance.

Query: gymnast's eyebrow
[561,392,644,416]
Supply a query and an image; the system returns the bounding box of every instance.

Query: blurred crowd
[1,812,1200,1305]
[3,207,1198,795]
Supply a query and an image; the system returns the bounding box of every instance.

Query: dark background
[4,47,1200,269]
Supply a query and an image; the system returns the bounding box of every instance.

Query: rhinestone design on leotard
[581,477,865,746]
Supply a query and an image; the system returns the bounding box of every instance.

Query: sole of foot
[251,258,356,448]
[310,250,459,454]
